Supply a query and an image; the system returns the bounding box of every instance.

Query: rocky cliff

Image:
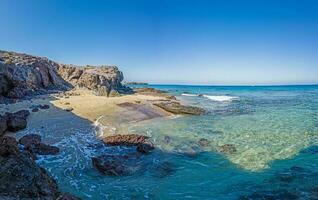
[0,50,131,100]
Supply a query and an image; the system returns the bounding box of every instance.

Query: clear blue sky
[1,0,317,85]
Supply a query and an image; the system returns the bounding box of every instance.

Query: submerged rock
[154,102,204,115]
[152,162,176,178]
[218,144,237,154]
[198,138,210,147]
[92,153,142,176]
[0,136,59,200]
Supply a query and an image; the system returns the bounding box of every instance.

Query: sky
[0,0,318,85]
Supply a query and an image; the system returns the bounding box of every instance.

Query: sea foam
[181,93,237,102]
[203,95,237,102]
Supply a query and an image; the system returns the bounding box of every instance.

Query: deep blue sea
[19,85,318,199]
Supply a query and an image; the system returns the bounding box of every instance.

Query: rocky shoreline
[0,50,207,199]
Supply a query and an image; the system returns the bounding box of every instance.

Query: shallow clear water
[18,85,318,199]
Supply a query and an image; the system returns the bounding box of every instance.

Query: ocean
[21,85,318,199]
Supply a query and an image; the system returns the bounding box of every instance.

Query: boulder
[103,134,152,147]
[19,134,41,147]
[154,102,204,115]
[5,110,30,132]
[0,137,59,200]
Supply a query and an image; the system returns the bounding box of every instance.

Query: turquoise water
[19,85,318,199]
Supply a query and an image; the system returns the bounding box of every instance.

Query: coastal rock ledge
[0,50,131,100]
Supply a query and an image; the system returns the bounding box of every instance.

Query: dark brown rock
[19,134,60,156]
[32,143,60,155]
[103,134,150,147]
[19,134,42,147]
[154,102,204,115]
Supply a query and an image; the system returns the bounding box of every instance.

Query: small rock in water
[218,144,237,154]
[32,108,39,112]
[163,135,172,144]
[39,104,50,109]
[198,138,210,147]
[92,153,141,176]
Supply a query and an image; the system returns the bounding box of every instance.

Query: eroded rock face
[0,136,59,200]
[0,50,71,99]
[154,102,205,115]
[0,50,131,100]
[56,64,132,97]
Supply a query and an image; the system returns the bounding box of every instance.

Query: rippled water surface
[18,85,318,199]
